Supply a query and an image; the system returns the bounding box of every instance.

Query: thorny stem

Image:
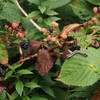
[15,0,42,31]
[12,54,37,66]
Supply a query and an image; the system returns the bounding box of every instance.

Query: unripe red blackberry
[16,32,25,39]
[93,7,100,14]
[11,22,19,29]
[51,21,59,29]
[60,33,67,39]
[93,7,98,14]
[40,28,48,33]
[91,17,98,23]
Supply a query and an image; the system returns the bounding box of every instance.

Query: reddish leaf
[60,24,81,39]
[36,49,53,76]
[28,40,42,55]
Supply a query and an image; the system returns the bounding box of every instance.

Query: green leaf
[23,96,31,100]
[9,0,16,3]
[11,91,19,100]
[41,86,55,98]
[21,18,39,40]
[25,82,40,89]
[0,2,22,23]
[84,48,100,73]
[0,0,4,10]
[27,0,40,5]
[0,91,6,100]
[69,29,92,49]
[13,64,23,70]
[17,69,33,75]
[4,71,13,80]
[97,37,100,41]
[32,96,48,100]
[0,30,9,35]
[44,17,60,25]
[91,25,100,32]
[58,48,100,86]
[38,6,46,14]
[6,92,15,100]
[16,80,24,96]
[53,87,67,100]
[68,87,93,98]
[27,11,40,19]
[0,43,8,64]
[21,18,36,31]
[45,9,58,16]
[87,0,100,5]
[41,0,71,9]
[8,64,22,71]
[70,0,93,20]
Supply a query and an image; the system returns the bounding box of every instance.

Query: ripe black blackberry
[20,41,29,49]
[48,27,53,33]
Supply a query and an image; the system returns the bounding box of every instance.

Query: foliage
[0,0,100,100]
[59,48,100,86]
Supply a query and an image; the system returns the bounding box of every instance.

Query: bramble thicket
[0,0,100,100]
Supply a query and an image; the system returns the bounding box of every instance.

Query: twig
[15,0,41,31]
[67,50,88,58]
[12,54,37,66]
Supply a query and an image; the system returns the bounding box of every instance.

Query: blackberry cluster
[20,41,29,49]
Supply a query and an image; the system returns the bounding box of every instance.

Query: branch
[12,54,37,66]
[15,0,42,31]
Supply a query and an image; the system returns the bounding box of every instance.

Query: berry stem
[12,53,37,66]
[15,0,42,31]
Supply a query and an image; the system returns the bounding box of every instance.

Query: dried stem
[15,0,41,31]
[12,54,37,66]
